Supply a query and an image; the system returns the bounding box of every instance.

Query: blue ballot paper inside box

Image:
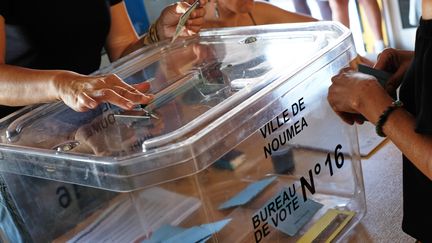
[0,22,366,243]
[142,219,232,243]
[218,176,277,210]
[251,193,323,243]
[217,176,323,238]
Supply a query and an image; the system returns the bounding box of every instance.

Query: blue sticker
[219,176,277,210]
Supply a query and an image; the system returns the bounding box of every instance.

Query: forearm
[384,109,432,180]
[0,64,61,106]
[278,11,317,23]
[256,2,317,24]
[354,79,432,179]
[120,24,159,58]
[109,1,206,60]
[423,0,432,20]
[328,61,432,179]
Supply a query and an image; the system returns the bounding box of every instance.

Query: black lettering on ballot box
[0,22,365,242]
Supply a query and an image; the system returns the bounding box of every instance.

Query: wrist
[356,79,393,123]
[375,100,404,137]
[142,21,160,46]
[52,71,79,101]
[51,71,67,101]
[150,19,160,42]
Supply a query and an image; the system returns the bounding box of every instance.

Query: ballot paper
[218,176,277,210]
[297,209,355,243]
[67,187,201,243]
[172,0,200,43]
[253,189,323,237]
[142,218,232,243]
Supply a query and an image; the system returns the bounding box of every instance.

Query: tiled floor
[346,140,414,242]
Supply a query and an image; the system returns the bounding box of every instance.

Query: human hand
[356,55,375,67]
[374,48,414,97]
[54,72,153,112]
[156,0,207,40]
[327,67,389,125]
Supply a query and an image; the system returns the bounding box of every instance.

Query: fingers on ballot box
[0,22,365,243]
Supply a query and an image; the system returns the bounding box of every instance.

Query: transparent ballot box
[0,22,365,242]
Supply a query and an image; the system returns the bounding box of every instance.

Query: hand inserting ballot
[156,0,207,42]
[172,0,201,43]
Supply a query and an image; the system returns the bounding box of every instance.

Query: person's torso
[2,0,113,74]
[398,18,432,242]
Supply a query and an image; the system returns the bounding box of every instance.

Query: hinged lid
[0,22,356,191]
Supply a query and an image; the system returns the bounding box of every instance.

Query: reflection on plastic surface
[0,22,357,191]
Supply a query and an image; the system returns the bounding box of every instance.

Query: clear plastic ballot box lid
[0,22,362,192]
